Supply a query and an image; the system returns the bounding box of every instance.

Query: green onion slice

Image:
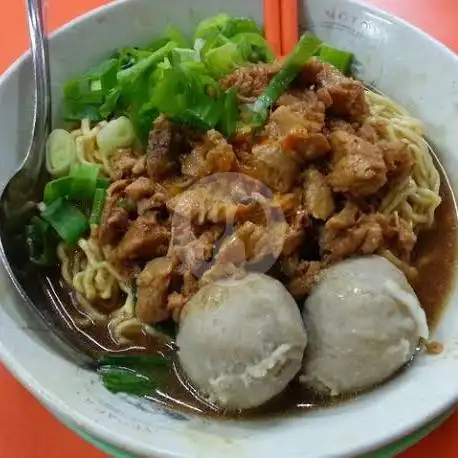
[69,163,101,200]
[41,198,89,245]
[45,129,77,178]
[318,44,353,74]
[89,188,106,226]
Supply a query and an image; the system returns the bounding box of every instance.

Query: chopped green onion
[171,47,200,66]
[96,116,136,155]
[41,198,89,245]
[46,129,77,178]
[231,32,275,63]
[97,353,170,395]
[205,42,245,77]
[99,87,121,119]
[117,41,178,84]
[89,188,106,226]
[318,45,353,74]
[43,176,73,205]
[218,88,238,137]
[194,13,233,40]
[43,174,110,206]
[69,163,101,200]
[249,33,322,126]
[164,25,190,49]
[98,366,156,396]
[25,217,57,267]
[96,177,111,189]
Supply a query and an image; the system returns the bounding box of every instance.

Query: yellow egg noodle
[365,90,441,231]
[57,119,140,343]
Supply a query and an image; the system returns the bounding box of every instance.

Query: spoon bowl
[0,0,96,368]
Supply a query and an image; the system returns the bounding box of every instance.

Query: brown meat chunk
[220,63,277,101]
[265,91,331,162]
[124,177,156,201]
[281,211,309,256]
[328,130,387,196]
[303,168,335,220]
[136,188,168,215]
[214,231,248,266]
[300,58,325,85]
[250,141,299,192]
[323,214,384,261]
[215,222,270,265]
[379,140,414,182]
[213,219,290,268]
[382,214,417,260]
[146,115,188,181]
[182,269,200,297]
[167,292,187,323]
[326,119,357,135]
[301,60,369,121]
[321,202,417,264]
[110,149,139,181]
[98,180,130,245]
[166,269,199,323]
[287,260,322,299]
[270,90,327,134]
[167,186,238,225]
[277,88,333,109]
[181,130,236,178]
[136,257,174,323]
[115,213,170,261]
[98,206,129,246]
[357,123,378,144]
[172,227,222,272]
[282,130,331,162]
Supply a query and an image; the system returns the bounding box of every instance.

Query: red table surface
[1,1,458,457]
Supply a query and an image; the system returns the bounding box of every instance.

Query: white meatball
[301,255,429,396]
[177,273,307,410]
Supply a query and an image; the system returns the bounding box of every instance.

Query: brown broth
[412,176,458,328]
[43,170,458,420]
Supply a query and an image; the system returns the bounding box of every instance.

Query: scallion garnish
[69,163,101,200]
[96,177,111,189]
[99,366,156,396]
[41,198,89,245]
[249,32,322,126]
[43,176,74,205]
[25,216,57,267]
[318,44,353,75]
[97,354,170,396]
[89,188,107,226]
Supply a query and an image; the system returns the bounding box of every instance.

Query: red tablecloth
[0,1,457,457]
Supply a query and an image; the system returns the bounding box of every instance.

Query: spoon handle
[23,0,51,178]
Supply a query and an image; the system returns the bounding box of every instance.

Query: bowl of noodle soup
[0,0,458,457]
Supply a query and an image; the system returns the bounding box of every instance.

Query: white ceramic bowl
[1,0,458,457]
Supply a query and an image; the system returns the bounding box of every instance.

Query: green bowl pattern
[69,410,452,457]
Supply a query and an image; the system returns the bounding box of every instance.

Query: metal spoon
[0,0,96,368]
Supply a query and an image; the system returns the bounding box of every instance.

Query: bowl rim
[1,0,458,456]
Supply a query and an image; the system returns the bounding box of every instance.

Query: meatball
[177,273,307,410]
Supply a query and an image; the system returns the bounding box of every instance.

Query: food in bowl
[177,273,307,410]
[23,13,456,416]
[301,255,429,396]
